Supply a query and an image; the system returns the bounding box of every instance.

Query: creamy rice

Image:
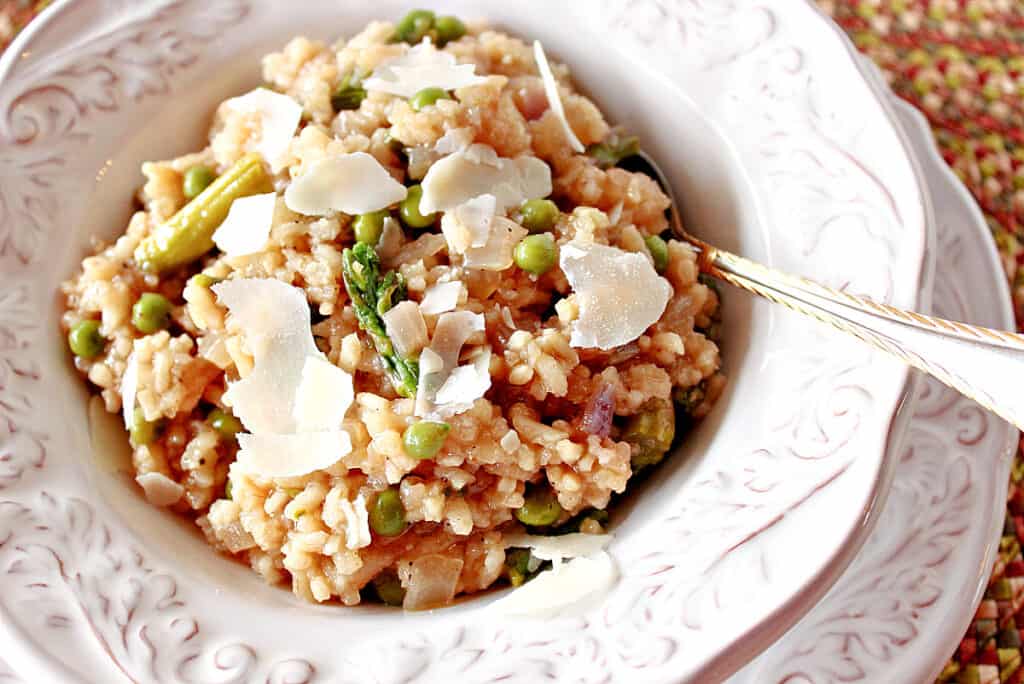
[61,14,724,609]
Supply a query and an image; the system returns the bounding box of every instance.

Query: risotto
[61,11,724,610]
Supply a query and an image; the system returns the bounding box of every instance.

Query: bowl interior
[51,1,765,620]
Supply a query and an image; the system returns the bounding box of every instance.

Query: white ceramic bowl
[0,1,929,682]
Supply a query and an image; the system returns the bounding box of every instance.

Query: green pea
[504,548,532,587]
[372,570,406,606]
[131,293,173,334]
[353,211,387,245]
[623,399,676,469]
[395,9,435,43]
[399,184,438,228]
[514,484,563,527]
[370,487,407,537]
[331,76,367,112]
[68,320,105,359]
[434,15,467,45]
[190,273,222,288]
[403,421,451,460]
[409,87,451,112]
[519,199,559,234]
[209,408,243,438]
[128,407,160,447]
[673,381,707,416]
[513,234,558,276]
[182,165,217,200]
[645,235,669,273]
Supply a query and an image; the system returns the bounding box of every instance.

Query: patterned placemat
[1,1,1021,682]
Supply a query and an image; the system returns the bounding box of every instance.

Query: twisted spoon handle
[694,238,1024,431]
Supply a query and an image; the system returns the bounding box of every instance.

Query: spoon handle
[698,241,1024,432]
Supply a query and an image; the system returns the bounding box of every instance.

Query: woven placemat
[1,1,1020,682]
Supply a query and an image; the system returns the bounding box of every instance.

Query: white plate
[730,95,1018,684]
[0,1,928,681]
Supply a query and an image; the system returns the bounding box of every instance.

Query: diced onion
[136,472,185,507]
[402,554,465,610]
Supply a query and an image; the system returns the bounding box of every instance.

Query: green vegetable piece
[519,198,559,234]
[504,548,532,587]
[623,399,676,469]
[399,184,438,228]
[341,243,420,398]
[135,153,272,273]
[372,570,407,606]
[644,235,669,273]
[409,87,451,112]
[587,134,640,170]
[182,165,216,200]
[209,408,243,438]
[131,293,173,334]
[190,273,222,288]
[673,381,707,415]
[332,73,367,112]
[353,211,387,246]
[403,421,451,460]
[128,407,160,447]
[514,484,563,527]
[395,9,435,43]
[514,234,558,275]
[434,15,467,45]
[68,320,105,359]
[225,479,233,500]
[370,487,407,537]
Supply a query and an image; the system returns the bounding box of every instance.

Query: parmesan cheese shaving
[415,311,486,418]
[213,279,357,478]
[212,192,277,257]
[559,241,673,350]
[433,348,491,414]
[463,216,527,271]
[363,39,488,98]
[503,532,612,563]
[489,551,618,618]
[533,41,585,154]
[215,280,320,434]
[382,300,429,358]
[434,127,474,155]
[120,352,139,429]
[292,355,354,433]
[420,144,551,214]
[440,194,496,254]
[225,88,303,172]
[284,152,407,216]
[340,494,372,550]
[135,472,185,507]
[419,280,464,315]
[236,431,352,478]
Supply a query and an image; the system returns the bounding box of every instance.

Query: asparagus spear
[341,243,419,398]
[135,153,272,273]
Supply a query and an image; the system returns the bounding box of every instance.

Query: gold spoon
[635,150,1024,432]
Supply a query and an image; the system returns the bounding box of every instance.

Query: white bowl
[0,1,929,682]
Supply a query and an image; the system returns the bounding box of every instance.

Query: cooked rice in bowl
[60,11,725,610]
